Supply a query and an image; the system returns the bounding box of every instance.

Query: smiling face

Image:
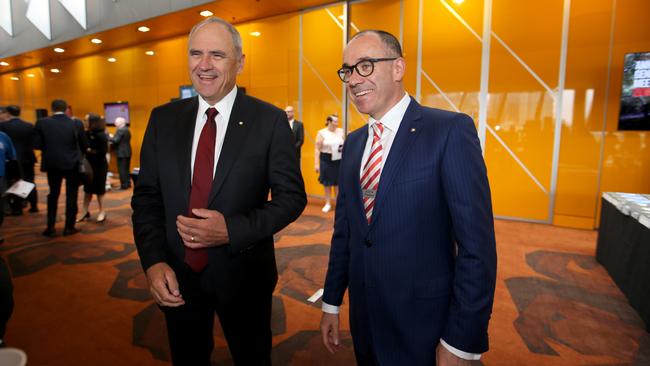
[343,33,405,120]
[188,22,244,105]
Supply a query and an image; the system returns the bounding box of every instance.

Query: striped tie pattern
[360,122,384,223]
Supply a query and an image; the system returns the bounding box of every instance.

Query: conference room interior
[0,0,648,365]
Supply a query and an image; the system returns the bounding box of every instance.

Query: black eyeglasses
[337,57,398,82]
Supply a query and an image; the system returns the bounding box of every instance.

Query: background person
[284,105,304,161]
[314,114,344,213]
[78,114,109,223]
[110,117,132,190]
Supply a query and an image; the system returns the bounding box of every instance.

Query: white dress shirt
[190,86,238,181]
[322,92,481,361]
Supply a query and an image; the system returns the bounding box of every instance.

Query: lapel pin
[410,128,416,132]
[238,121,244,126]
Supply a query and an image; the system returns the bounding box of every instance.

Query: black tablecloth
[596,198,650,332]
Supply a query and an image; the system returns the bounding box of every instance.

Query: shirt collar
[367,92,410,134]
[197,85,238,123]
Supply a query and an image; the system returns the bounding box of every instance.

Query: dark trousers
[0,256,13,340]
[0,177,5,227]
[8,162,37,213]
[46,169,79,230]
[117,157,131,188]
[162,259,273,366]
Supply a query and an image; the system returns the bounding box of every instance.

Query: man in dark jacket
[0,105,38,214]
[110,117,132,189]
[34,99,88,237]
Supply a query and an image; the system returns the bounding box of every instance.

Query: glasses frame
[337,57,398,82]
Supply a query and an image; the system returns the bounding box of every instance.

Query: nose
[198,55,212,70]
[347,69,364,87]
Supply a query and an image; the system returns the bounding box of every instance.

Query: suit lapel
[369,99,422,226]
[207,89,252,205]
[349,128,370,227]
[177,97,199,211]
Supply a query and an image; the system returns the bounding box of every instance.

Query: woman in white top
[315,114,344,212]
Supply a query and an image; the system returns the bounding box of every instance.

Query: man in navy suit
[320,30,497,365]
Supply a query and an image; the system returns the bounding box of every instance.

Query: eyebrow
[189,49,228,57]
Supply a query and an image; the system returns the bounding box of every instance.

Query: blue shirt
[0,131,17,177]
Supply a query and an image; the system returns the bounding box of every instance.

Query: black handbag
[73,124,93,185]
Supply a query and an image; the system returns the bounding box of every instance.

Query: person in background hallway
[0,131,17,244]
[34,99,88,237]
[314,114,344,213]
[131,16,306,365]
[78,114,109,223]
[0,105,38,214]
[110,117,132,189]
[0,107,9,123]
[285,105,304,161]
[320,30,497,366]
[0,256,13,348]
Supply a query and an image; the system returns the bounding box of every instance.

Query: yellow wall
[1,0,649,228]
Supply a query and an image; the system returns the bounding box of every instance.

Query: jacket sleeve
[131,108,168,271]
[223,110,307,254]
[440,114,497,354]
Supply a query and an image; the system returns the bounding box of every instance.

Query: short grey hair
[351,30,403,57]
[188,16,243,58]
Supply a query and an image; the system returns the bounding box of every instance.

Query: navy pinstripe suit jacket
[323,98,497,365]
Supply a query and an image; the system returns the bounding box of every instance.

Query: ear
[393,57,406,82]
[237,54,246,74]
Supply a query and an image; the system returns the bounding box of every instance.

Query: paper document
[4,179,35,198]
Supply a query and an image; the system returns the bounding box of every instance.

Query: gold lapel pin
[238,121,244,126]
[410,128,416,132]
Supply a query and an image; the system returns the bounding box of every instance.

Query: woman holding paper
[315,114,344,213]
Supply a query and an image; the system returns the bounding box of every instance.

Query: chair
[0,347,27,366]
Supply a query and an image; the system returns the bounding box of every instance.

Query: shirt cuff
[440,339,481,360]
[321,302,340,314]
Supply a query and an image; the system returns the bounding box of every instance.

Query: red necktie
[361,122,384,223]
[185,107,217,272]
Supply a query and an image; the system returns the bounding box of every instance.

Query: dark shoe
[29,207,39,213]
[76,211,90,223]
[0,237,4,244]
[9,210,22,216]
[42,227,56,237]
[63,227,81,236]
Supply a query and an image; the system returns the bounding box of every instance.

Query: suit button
[365,240,372,247]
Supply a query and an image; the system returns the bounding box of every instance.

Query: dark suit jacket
[323,98,497,365]
[132,90,307,297]
[110,126,132,158]
[34,114,87,172]
[0,117,36,164]
[291,120,304,159]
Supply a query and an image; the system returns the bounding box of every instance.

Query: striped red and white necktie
[360,122,384,223]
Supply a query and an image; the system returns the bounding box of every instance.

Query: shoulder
[239,93,285,118]
[416,104,474,130]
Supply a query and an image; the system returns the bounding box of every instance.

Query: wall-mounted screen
[104,102,130,126]
[179,85,197,99]
[619,52,650,130]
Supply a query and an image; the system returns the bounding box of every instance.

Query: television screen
[619,51,650,130]
[104,102,130,126]
[179,85,197,99]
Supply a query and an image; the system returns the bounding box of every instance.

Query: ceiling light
[138,26,150,32]
[250,31,261,37]
[10,76,19,81]
[91,38,102,44]
[107,57,117,63]
[27,74,35,78]
[200,10,213,17]
[50,68,60,73]
[145,50,155,56]
[54,47,65,53]
[0,61,8,66]
[452,0,464,4]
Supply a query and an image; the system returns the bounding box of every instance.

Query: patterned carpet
[0,173,648,365]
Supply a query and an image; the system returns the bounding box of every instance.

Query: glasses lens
[357,60,374,77]
[338,68,351,82]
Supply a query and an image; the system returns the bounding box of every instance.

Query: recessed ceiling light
[138,26,150,32]
[91,38,102,44]
[0,61,8,66]
[54,47,65,53]
[107,57,117,63]
[27,73,35,78]
[250,31,261,37]
[50,68,60,73]
[10,76,19,81]
[200,10,213,17]
[145,50,155,56]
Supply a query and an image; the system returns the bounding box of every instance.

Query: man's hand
[176,209,229,248]
[145,262,185,307]
[436,343,479,366]
[320,312,341,354]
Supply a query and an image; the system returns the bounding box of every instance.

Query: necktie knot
[206,107,218,122]
[372,122,384,139]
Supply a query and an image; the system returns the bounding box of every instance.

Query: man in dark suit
[132,17,306,365]
[34,99,88,237]
[284,105,304,160]
[320,30,497,365]
[0,105,38,214]
[109,117,132,189]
